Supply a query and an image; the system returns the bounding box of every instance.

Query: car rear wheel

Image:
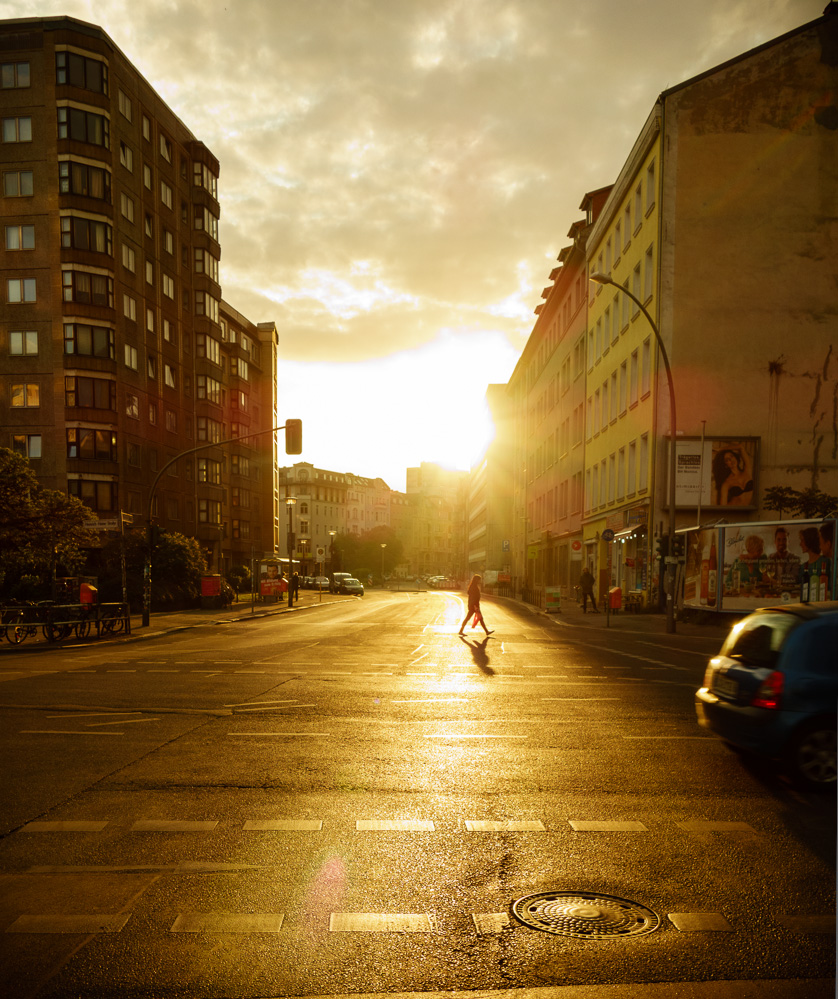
[784,722,837,792]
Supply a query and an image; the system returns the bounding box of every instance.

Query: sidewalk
[0,588,346,652]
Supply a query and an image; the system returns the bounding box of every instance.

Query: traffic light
[655,534,669,560]
[148,524,161,548]
[672,535,685,558]
[285,419,302,455]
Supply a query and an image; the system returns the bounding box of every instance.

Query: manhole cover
[511,891,659,938]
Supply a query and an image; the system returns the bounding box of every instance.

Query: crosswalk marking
[22,821,108,833]
[243,819,322,831]
[329,912,435,932]
[131,820,218,832]
[171,913,284,933]
[668,912,734,931]
[569,820,648,832]
[356,819,435,831]
[6,914,131,934]
[472,912,510,935]
[465,820,545,832]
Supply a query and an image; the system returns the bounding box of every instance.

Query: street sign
[602,529,615,542]
[316,546,326,563]
[93,518,120,531]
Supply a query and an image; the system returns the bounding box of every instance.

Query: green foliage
[331,526,403,579]
[0,448,96,599]
[763,485,838,520]
[100,529,208,609]
[226,564,252,593]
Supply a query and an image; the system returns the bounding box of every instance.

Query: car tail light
[751,671,784,710]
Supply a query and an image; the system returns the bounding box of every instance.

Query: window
[143,163,152,189]
[127,442,141,467]
[630,349,639,405]
[193,162,218,198]
[610,371,618,421]
[57,107,109,147]
[146,308,154,333]
[632,265,641,316]
[160,180,173,209]
[194,206,219,240]
[3,117,32,142]
[194,248,219,282]
[2,62,30,88]
[162,273,174,299]
[64,376,116,410]
[198,458,221,484]
[623,204,631,249]
[67,428,117,461]
[165,409,177,432]
[642,338,652,396]
[634,183,643,231]
[197,375,221,403]
[145,260,153,285]
[163,318,174,343]
[59,160,110,201]
[124,344,138,369]
[61,270,112,307]
[628,441,636,495]
[125,393,139,419]
[122,243,136,271]
[142,115,150,141]
[68,479,117,513]
[12,433,41,458]
[159,133,172,162]
[118,89,132,121]
[233,357,249,381]
[61,216,112,254]
[199,499,221,524]
[144,214,153,238]
[7,278,36,303]
[64,323,114,358]
[5,224,34,249]
[55,51,107,93]
[147,355,157,379]
[163,229,173,254]
[123,294,136,320]
[234,390,248,412]
[197,334,220,365]
[120,192,134,222]
[111,135,132,171]
[164,364,176,389]
[11,383,39,407]
[10,330,38,355]
[646,160,656,213]
[148,402,157,425]
[644,245,654,301]
[197,417,221,442]
[639,434,649,491]
[619,360,627,413]
[195,292,219,323]
[4,169,33,196]
[232,455,250,477]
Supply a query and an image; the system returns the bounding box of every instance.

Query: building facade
[0,16,279,575]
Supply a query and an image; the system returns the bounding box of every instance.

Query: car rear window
[720,612,800,668]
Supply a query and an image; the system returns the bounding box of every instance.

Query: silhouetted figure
[458,573,493,636]
[579,568,599,613]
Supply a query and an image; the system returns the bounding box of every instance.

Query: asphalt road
[0,590,833,999]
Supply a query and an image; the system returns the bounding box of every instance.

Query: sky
[3,0,822,491]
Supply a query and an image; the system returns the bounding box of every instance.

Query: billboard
[683,519,836,613]
[675,438,758,510]
[259,561,287,596]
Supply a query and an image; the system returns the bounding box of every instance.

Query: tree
[99,529,208,609]
[763,485,838,521]
[331,526,404,580]
[762,486,799,520]
[0,448,96,599]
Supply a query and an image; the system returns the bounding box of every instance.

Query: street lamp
[328,531,336,576]
[590,272,677,634]
[380,543,387,585]
[286,496,296,608]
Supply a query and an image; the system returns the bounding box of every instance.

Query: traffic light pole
[142,421,302,627]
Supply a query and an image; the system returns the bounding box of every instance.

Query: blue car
[695,603,838,791]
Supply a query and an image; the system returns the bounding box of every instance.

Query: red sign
[571,540,582,552]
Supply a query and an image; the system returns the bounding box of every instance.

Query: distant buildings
[470,3,838,609]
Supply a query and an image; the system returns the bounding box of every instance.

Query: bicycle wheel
[74,620,91,639]
[8,625,25,645]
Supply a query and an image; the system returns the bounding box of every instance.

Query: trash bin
[80,583,98,605]
[609,586,622,611]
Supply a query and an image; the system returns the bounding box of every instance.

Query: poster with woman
[710,441,756,508]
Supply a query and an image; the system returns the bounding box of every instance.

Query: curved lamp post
[380,543,387,585]
[286,496,296,608]
[589,273,677,634]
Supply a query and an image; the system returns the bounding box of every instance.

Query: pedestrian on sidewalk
[579,567,599,613]
[458,573,494,636]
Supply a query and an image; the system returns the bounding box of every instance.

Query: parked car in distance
[695,602,838,791]
[330,572,353,593]
[313,576,330,590]
[340,577,364,595]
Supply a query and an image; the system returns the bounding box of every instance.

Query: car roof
[750,601,838,622]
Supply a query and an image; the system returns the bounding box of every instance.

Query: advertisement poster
[674,438,758,510]
[683,519,835,612]
[259,561,287,596]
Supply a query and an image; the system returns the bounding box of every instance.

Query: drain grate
[511,891,659,938]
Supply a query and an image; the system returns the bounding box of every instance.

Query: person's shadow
[459,635,495,676]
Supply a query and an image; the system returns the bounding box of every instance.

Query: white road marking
[131,820,218,832]
[46,712,140,719]
[86,718,158,727]
[21,821,108,833]
[465,821,545,832]
[472,912,510,935]
[329,912,435,932]
[225,699,299,707]
[171,913,284,933]
[356,820,435,831]
[569,820,648,832]
[668,912,734,932]
[424,734,528,740]
[243,819,322,831]
[20,730,122,736]
[677,820,757,833]
[776,915,835,933]
[6,914,130,934]
[392,698,468,703]
[227,732,330,737]
[542,697,620,701]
